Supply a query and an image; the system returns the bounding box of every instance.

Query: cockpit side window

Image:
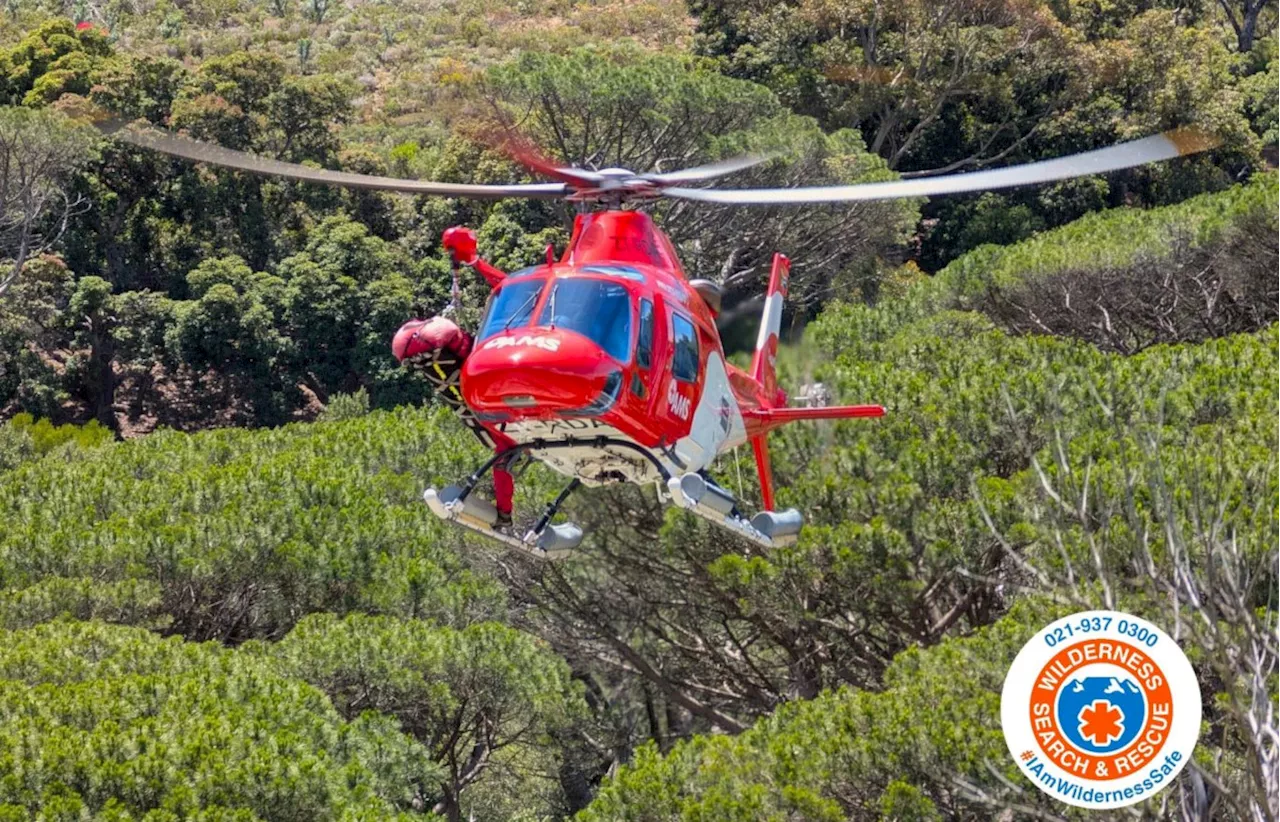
[478,279,545,341]
[631,298,656,398]
[636,299,654,369]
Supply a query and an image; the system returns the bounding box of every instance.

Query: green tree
[1214,0,1274,51]
[1239,36,1279,147]
[167,260,289,424]
[272,614,586,821]
[64,274,116,428]
[488,47,917,305]
[0,106,96,297]
[0,18,111,106]
[0,620,438,819]
[0,254,75,418]
[278,216,420,401]
[691,0,1081,170]
[691,0,1272,267]
[171,51,353,162]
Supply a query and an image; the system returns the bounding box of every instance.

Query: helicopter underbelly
[500,418,665,486]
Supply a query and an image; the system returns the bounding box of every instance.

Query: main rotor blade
[661,130,1219,205]
[110,125,569,199]
[489,131,607,189]
[644,153,775,185]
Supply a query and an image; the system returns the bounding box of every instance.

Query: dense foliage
[0,16,916,429]
[570,283,1276,818]
[0,0,1273,429]
[0,404,586,817]
[3,174,1274,816]
[581,610,1040,820]
[948,172,1280,352]
[0,404,504,638]
[0,620,437,819]
[692,0,1277,265]
[0,1,1274,819]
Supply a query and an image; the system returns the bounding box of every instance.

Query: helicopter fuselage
[463,210,772,486]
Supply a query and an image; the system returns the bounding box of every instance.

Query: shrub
[319,387,370,422]
[270,614,586,818]
[7,413,114,456]
[0,422,33,472]
[0,620,437,819]
[980,232,1278,353]
[938,172,1278,307]
[0,406,509,642]
[580,609,1052,820]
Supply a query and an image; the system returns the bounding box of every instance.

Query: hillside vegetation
[1,175,1275,818]
[580,255,1277,819]
[0,0,1274,429]
[0,0,1275,819]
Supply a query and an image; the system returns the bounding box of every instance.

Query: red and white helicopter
[114,124,1216,558]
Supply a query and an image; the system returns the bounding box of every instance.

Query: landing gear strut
[424,436,806,558]
[423,435,667,560]
[425,457,585,560]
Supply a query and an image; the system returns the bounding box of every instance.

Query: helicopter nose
[462,330,622,416]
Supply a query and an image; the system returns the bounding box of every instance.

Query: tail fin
[751,253,789,409]
[745,254,887,512]
[749,253,790,511]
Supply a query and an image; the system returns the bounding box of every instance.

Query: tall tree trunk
[92,334,117,431]
[1218,0,1267,52]
[1239,5,1259,51]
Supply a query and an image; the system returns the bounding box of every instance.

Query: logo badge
[667,381,692,420]
[1001,610,1200,809]
[482,335,561,352]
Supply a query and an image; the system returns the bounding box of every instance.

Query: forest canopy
[0,0,1272,429]
[0,0,1275,819]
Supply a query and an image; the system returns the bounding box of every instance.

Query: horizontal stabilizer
[744,405,885,424]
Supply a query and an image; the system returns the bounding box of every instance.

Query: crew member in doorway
[391,227,521,527]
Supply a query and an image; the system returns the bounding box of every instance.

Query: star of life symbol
[1000,610,1201,809]
[1079,699,1125,746]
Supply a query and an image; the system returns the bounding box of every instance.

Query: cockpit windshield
[538,279,633,363]
[478,279,545,341]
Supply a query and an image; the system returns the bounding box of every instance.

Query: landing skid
[422,438,805,558]
[422,435,672,560]
[665,473,803,549]
[425,481,584,561]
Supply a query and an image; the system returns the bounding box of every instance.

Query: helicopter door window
[671,313,698,383]
[636,299,654,369]
[478,279,546,341]
[537,278,633,363]
[632,298,655,397]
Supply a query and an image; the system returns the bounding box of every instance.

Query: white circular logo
[1000,610,1201,809]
